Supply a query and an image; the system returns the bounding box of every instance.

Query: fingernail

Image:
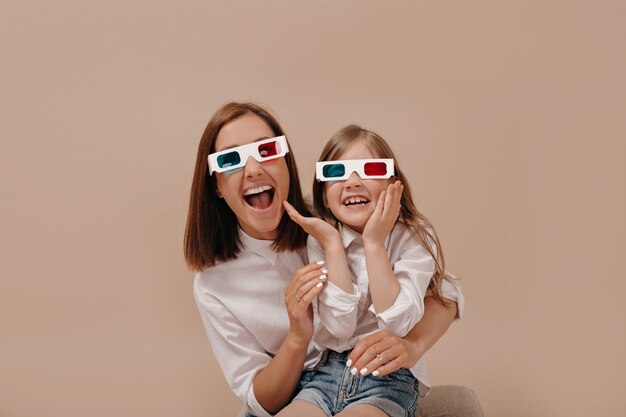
[316,282,323,288]
[316,261,325,265]
[345,359,352,367]
[350,367,357,376]
[319,274,327,280]
[372,370,380,377]
[321,268,328,274]
[360,368,368,376]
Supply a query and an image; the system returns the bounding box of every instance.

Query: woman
[185,102,463,417]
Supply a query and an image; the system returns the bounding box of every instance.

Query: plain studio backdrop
[1,1,625,416]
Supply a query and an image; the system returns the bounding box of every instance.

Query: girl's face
[214,113,290,240]
[324,141,390,234]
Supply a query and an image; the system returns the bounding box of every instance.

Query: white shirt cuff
[368,291,420,336]
[439,278,464,319]
[246,385,273,417]
[318,281,360,314]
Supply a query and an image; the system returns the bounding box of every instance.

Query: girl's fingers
[283,201,306,225]
[394,182,403,205]
[384,183,395,211]
[373,190,385,218]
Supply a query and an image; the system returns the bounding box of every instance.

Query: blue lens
[322,163,345,178]
[217,151,241,169]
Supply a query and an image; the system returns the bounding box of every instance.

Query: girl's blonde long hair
[312,125,454,305]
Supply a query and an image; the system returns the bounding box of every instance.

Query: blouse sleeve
[437,275,465,319]
[194,276,275,417]
[368,229,435,337]
[307,236,361,341]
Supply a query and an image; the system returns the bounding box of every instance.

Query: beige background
[1,1,625,416]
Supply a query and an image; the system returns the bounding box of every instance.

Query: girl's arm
[362,181,404,312]
[283,201,359,340]
[283,201,353,294]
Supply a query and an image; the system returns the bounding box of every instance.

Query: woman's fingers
[367,355,406,377]
[359,343,409,376]
[295,278,326,309]
[290,271,326,304]
[347,330,414,377]
[347,332,388,368]
[285,262,326,302]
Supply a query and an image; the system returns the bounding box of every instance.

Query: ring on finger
[294,293,302,302]
[376,354,384,365]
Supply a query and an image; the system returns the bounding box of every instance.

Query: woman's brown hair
[184,102,310,271]
[312,125,455,305]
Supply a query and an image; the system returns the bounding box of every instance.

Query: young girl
[282,125,454,417]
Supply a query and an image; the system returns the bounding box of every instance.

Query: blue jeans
[293,350,419,417]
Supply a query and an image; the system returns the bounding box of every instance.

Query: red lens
[258,141,279,158]
[363,162,388,176]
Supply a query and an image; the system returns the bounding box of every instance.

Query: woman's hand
[362,181,403,245]
[346,330,423,377]
[283,262,327,346]
[283,201,341,250]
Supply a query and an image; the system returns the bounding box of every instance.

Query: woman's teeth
[243,185,273,196]
[243,185,275,210]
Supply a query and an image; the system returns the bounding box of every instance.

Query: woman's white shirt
[194,228,465,414]
[193,230,321,417]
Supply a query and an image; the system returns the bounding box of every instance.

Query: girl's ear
[215,186,223,198]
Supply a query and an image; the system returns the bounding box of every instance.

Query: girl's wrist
[323,234,344,252]
[363,238,385,250]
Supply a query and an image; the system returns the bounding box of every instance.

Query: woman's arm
[253,262,327,414]
[347,296,458,376]
[195,262,326,417]
[252,333,311,414]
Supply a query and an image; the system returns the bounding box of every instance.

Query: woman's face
[214,113,290,240]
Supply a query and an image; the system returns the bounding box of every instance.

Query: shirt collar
[339,223,394,249]
[339,224,362,248]
[239,228,279,266]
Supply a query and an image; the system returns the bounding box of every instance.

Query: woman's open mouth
[243,185,275,210]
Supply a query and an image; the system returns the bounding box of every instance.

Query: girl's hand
[283,201,341,250]
[362,181,403,245]
[346,330,422,377]
[283,262,327,346]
